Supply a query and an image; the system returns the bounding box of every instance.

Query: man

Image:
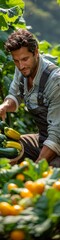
[0,28,60,166]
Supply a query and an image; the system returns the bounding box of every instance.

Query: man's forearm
[36,145,56,163]
[4,98,16,112]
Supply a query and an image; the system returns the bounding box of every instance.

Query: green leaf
[0,15,7,30]
[46,187,60,216]
[0,216,4,233]
[57,0,60,4]
[51,44,60,57]
[0,30,8,42]
[37,158,48,178]
[23,158,40,181]
[0,194,10,203]
[0,50,7,63]
[8,6,20,18]
[6,0,25,9]
[53,200,60,214]
[0,158,11,169]
[23,158,49,181]
[3,215,21,232]
[49,168,60,180]
[34,218,52,237]
[34,194,48,211]
[39,40,52,53]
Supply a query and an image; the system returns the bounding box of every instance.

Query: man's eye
[14,60,18,63]
[24,57,28,61]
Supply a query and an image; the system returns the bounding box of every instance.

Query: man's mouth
[21,68,29,75]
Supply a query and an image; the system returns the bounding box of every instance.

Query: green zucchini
[0,147,20,158]
[0,120,8,133]
[0,133,7,143]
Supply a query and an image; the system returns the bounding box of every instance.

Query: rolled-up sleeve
[5,67,22,111]
[44,69,60,155]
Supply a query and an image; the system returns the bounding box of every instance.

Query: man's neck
[27,77,33,91]
[27,56,39,90]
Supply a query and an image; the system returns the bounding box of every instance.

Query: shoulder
[44,67,60,99]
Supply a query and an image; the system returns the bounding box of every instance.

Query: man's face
[11,47,39,78]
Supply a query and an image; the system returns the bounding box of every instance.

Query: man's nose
[19,60,24,70]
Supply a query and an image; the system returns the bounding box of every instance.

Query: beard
[21,63,38,78]
[19,56,39,78]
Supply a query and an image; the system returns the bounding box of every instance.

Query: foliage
[0,158,60,239]
[0,0,60,134]
[57,0,60,4]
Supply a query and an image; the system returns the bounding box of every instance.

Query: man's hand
[36,145,56,163]
[0,103,7,121]
[0,98,16,120]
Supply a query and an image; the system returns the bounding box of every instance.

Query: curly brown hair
[5,28,38,54]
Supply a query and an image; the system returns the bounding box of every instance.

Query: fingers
[0,106,6,121]
[35,158,40,163]
[35,160,38,163]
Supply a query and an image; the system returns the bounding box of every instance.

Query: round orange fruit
[52,180,60,190]
[20,188,33,198]
[8,183,18,191]
[35,179,45,194]
[0,202,12,216]
[10,229,25,240]
[10,205,23,215]
[16,174,25,181]
[19,160,29,170]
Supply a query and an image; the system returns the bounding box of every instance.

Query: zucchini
[0,133,7,143]
[0,121,8,133]
[0,147,20,159]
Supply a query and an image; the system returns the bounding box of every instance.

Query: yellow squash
[4,140,22,151]
[4,127,21,140]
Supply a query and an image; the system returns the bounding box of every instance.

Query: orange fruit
[42,171,49,178]
[35,179,45,194]
[48,166,53,175]
[42,167,53,178]
[0,202,12,216]
[52,180,60,190]
[16,174,25,181]
[10,229,25,240]
[19,160,29,170]
[10,205,23,215]
[24,180,38,194]
[20,188,33,198]
[24,180,34,192]
[7,183,18,191]
[25,180,45,195]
